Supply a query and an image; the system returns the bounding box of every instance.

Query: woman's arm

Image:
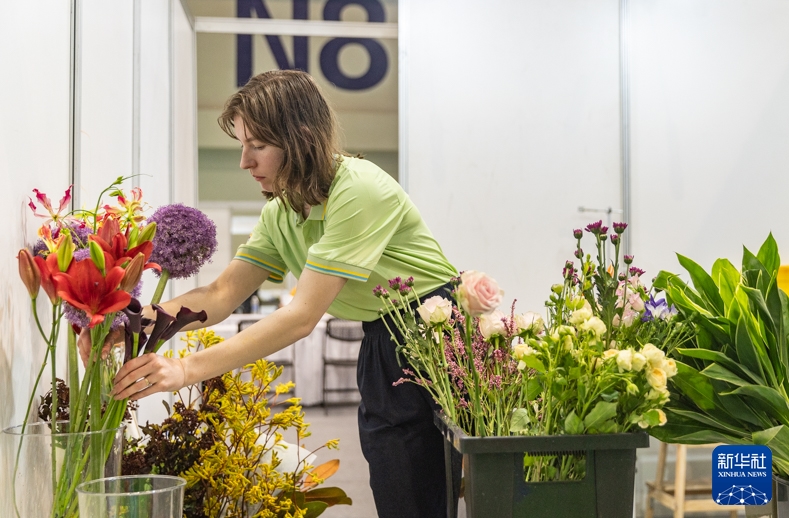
[111,268,347,400]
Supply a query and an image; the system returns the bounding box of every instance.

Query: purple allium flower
[57,222,92,249]
[573,229,583,239]
[613,222,628,234]
[584,220,603,234]
[147,204,217,279]
[73,248,91,262]
[623,254,634,265]
[31,239,48,258]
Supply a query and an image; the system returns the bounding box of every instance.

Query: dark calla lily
[123,303,208,361]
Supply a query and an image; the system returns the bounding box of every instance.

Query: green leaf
[678,254,725,315]
[642,409,663,427]
[676,348,765,386]
[565,410,584,435]
[700,363,750,387]
[712,258,741,313]
[525,379,542,401]
[583,401,617,431]
[302,501,329,517]
[511,408,531,433]
[757,233,781,277]
[715,390,775,429]
[742,285,776,334]
[753,425,789,478]
[735,315,765,381]
[595,419,618,433]
[668,407,746,437]
[522,354,546,373]
[649,409,746,444]
[671,361,717,412]
[724,385,789,427]
[304,487,353,506]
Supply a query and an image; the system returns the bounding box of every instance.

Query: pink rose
[457,271,503,316]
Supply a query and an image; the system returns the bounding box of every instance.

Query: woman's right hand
[77,327,122,367]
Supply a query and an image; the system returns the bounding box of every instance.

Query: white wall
[403,0,622,313]
[629,0,789,279]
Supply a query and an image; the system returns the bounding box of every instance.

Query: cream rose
[479,311,507,339]
[569,303,593,325]
[513,342,537,359]
[641,343,665,367]
[579,316,607,338]
[646,367,668,390]
[616,349,633,372]
[663,358,678,377]
[631,352,647,372]
[603,349,619,360]
[515,311,545,335]
[416,296,453,325]
[457,271,503,316]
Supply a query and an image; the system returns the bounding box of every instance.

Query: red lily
[52,259,131,328]
[88,233,161,272]
[33,253,61,303]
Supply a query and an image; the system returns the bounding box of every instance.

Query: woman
[111,70,460,517]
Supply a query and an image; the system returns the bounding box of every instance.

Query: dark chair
[237,319,295,393]
[322,318,364,413]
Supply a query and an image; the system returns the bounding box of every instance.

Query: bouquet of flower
[375,221,693,480]
[123,330,352,518]
[13,177,217,517]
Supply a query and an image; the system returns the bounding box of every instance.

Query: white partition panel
[629,0,789,278]
[402,0,622,312]
[77,0,135,205]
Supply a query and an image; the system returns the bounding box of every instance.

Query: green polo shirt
[234,156,458,322]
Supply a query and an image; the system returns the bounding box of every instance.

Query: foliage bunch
[651,233,789,478]
[125,330,351,518]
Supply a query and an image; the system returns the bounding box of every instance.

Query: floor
[294,404,746,518]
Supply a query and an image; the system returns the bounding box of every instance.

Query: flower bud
[56,234,75,272]
[613,222,628,234]
[610,234,620,245]
[120,252,145,292]
[551,284,563,294]
[573,229,583,239]
[599,234,608,242]
[17,249,41,299]
[98,216,120,244]
[574,248,583,259]
[138,222,157,244]
[89,240,106,274]
[127,224,140,249]
[623,254,634,265]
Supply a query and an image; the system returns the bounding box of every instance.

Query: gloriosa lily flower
[103,187,146,227]
[28,186,74,227]
[52,259,131,328]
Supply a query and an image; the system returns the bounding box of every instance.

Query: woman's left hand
[111,353,187,401]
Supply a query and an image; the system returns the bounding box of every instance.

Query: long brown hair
[218,70,342,213]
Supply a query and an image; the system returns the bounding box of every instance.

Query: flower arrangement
[13,177,216,517]
[123,330,352,518]
[651,233,789,480]
[375,221,693,480]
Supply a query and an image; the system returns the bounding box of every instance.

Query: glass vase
[1,421,124,518]
[77,475,186,518]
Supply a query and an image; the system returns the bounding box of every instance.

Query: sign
[712,445,772,506]
[236,0,389,90]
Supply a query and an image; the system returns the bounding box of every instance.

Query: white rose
[656,409,667,426]
[603,349,619,360]
[416,296,453,325]
[579,316,607,338]
[479,310,508,339]
[631,352,647,372]
[515,312,545,334]
[646,387,670,402]
[646,367,668,390]
[616,349,633,372]
[641,343,665,367]
[663,358,678,377]
[513,342,537,359]
[569,303,593,325]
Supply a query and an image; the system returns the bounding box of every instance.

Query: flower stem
[150,269,170,305]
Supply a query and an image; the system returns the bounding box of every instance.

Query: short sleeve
[306,175,404,282]
[233,207,288,284]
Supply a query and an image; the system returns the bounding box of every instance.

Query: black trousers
[357,283,462,518]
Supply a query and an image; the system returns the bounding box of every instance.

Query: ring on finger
[143,377,153,388]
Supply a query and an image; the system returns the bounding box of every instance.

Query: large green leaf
[672,361,717,412]
[752,425,789,478]
[724,385,789,427]
[676,348,765,386]
[583,401,618,431]
[757,233,781,278]
[742,285,776,334]
[712,258,742,314]
[668,407,746,436]
[715,390,774,429]
[735,315,766,381]
[654,270,706,309]
[650,409,748,444]
[304,487,353,506]
[743,247,770,290]
[741,302,779,386]
[701,363,750,387]
[678,254,725,315]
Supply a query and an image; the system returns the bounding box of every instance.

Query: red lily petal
[143,261,162,273]
[57,186,73,213]
[96,290,132,315]
[32,189,53,212]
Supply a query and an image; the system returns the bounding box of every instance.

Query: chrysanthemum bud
[574,248,583,259]
[600,234,608,242]
[600,225,609,235]
[120,253,145,292]
[89,240,106,274]
[573,229,583,239]
[610,234,620,245]
[17,249,41,299]
[613,222,627,234]
[56,234,75,272]
[623,254,634,265]
[618,273,627,281]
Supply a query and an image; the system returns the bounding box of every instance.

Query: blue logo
[712,445,772,506]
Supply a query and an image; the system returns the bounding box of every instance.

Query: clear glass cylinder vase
[77,475,186,518]
[1,421,124,518]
